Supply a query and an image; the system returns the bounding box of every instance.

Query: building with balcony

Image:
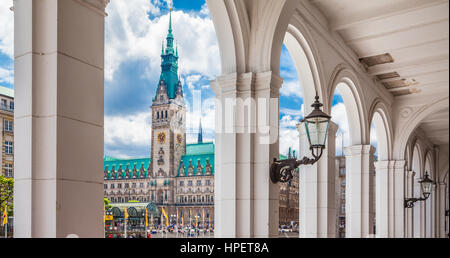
[0,86,14,178]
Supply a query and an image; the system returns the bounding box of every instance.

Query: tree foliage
[0,176,13,215]
[104,198,113,211]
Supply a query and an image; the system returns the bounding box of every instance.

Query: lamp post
[270,94,332,184]
[404,172,435,208]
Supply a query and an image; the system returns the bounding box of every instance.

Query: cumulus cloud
[186,74,202,90]
[0,3,13,58]
[331,102,350,156]
[105,2,220,82]
[280,80,302,99]
[105,112,152,148]
[280,115,300,157]
[0,67,13,85]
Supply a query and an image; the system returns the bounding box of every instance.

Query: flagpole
[4,222,7,239]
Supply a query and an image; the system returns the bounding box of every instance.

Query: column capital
[375,160,391,169]
[75,0,110,16]
[344,145,376,156]
[393,160,406,169]
[253,71,283,91]
[211,73,237,96]
[406,170,416,177]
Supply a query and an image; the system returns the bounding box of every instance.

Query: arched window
[157,111,159,120]
[165,110,168,119]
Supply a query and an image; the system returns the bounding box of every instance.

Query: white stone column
[405,170,415,238]
[393,160,406,238]
[253,72,282,238]
[437,182,447,238]
[298,122,338,238]
[212,72,281,238]
[344,145,375,238]
[375,161,390,238]
[14,0,109,238]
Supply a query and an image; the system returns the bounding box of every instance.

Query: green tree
[104,198,112,211]
[0,176,13,215]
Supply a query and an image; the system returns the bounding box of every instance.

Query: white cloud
[105,2,220,82]
[280,80,302,99]
[105,112,152,147]
[280,127,299,157]
[186,74,202,90]
[331,102,350,156]
[0,67,13,85]
[0,2,13,58]
[280,104,304,117]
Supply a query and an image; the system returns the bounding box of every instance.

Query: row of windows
[156,110,168,120]
[178,195,213,204]
[105,182,147,189]
[180,180,211,187]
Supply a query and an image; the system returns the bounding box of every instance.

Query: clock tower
[150,9,186,212]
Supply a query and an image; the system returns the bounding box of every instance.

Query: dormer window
[160,95,164,102]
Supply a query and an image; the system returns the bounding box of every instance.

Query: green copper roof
[186,142,214,155]
[158,9,180,100]
[0,86,14,98]
[104,158,151,180]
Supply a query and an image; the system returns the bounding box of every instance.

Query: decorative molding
[73,0,110,17]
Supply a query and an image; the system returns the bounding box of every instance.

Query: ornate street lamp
[404,172,435,208]
[270,93,332,184]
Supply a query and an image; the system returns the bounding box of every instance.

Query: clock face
[177,134,183,144]
[157,132,166,144]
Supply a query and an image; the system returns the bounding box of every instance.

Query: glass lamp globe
[420,172,434,199]
[303,94,332,158]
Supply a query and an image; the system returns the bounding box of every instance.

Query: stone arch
[369,99,394,161]
[393,97,449,160]
[424,152,433,238]
[284,23,327,112]
[411,140,424,238]
[207,0,300,75]
[328,65,368,146]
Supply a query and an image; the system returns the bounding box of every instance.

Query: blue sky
[0,0,377,159]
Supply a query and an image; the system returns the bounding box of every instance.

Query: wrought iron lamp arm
[404,197,427,208]
[270,148,323,184]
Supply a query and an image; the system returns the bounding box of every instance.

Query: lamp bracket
[270,156,320,184]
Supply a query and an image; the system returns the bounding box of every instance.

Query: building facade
[104,11,215,226]
[279,149,300,227]
[103,11,299,227]
[0,86,14,178]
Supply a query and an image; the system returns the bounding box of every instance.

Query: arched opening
[424,154,433,238]
[411,143,422,238]
[370,104,392,238]
[329,73,371,238]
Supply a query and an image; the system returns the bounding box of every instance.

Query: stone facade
[0,87,14,178]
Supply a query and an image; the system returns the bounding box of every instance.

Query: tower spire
[169,8,173,34]
[198,119,203,144]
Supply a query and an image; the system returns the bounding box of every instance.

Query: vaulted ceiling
[310,0,449,146]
